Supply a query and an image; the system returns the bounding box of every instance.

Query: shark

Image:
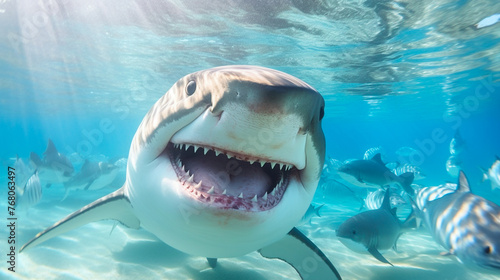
[30,139,74,188]
[20,65,341,279]
[62,159,119,200]
[336,189,415,266]
[337,153,415,195]
[418,171,500,271]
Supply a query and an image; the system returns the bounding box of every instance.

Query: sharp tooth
[271,162,277,169]
[187,174,194,183]
[262,192,268,201]
[238,193,243,198]
[227,153,233,159]
[215,150,220,156]
[193,145,199,153]
[251,195,258,202]
[184,144,189,151]
[222,189,227,195]
[260,161,265,167]
[271,188,276,196]
[278,163,283,170]
[194,181,202,189]
[207,186,215,194]
[203,147,209,155]
[249,159,255,165]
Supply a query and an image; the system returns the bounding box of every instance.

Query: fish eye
[352,229,356,235]
[484,246,492,254]
[186,81,196,96]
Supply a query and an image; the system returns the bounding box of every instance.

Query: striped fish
[17,170,42,209]
[393,164,426,181]
[417,171,500,271]
[364,188,407,210]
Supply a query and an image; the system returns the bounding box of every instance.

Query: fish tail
[315,204,324,217]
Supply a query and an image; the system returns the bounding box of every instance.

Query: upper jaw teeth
[172,142,294,171]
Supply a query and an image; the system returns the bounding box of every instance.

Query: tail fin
[315,204,324,218]
[398,172,415,196]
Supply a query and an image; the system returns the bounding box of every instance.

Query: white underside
[126,155,311,257]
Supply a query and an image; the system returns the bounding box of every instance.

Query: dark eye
[186,81,196,96]
[484,246,492,254]
[352,229,356,235]
[319,106,324,120]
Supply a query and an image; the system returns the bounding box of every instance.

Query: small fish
[449,130,465,156]
[16,170,42,210]
[481,156,500,191]
[337,153,415,195]
[337,190,415,265]
[446,155,462,178]
[476,14,500,29]
[298,204,324,226]
[364,188,407,210]
[30,139,74,188]
[393,163,426,181]
[418,171,500,271]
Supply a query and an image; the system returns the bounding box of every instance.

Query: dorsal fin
[496,155,500,161]
[380,188,391,210]
[44,139,58,156]
[457,171,471,193]
[371,153,384,165]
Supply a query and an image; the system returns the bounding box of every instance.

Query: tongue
[183,153,272,197]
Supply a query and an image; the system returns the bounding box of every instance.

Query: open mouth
[166,142,298,211]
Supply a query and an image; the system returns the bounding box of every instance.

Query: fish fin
[207,258,218,268]
[20,187,139,253]
[392,236,400,253]
[84,180,95,191]
[109,221,118,236]
[457,171,471,193]
[398,172,415,195]
[315,204,324,218]
[259,227,342,280]
[44,139,58,157]
[496,155,500,161]
[356,175,364,183]
[371,153,385,165]
[30,152,42,167]
[381,189,391,210]
[368,247,393,266]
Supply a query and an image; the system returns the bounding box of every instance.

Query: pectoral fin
[20,187,139,252]
[207,258,218,268]
[259,227,342,280]
[368,247,393,266]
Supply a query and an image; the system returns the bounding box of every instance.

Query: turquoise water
[1,1,500,279]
